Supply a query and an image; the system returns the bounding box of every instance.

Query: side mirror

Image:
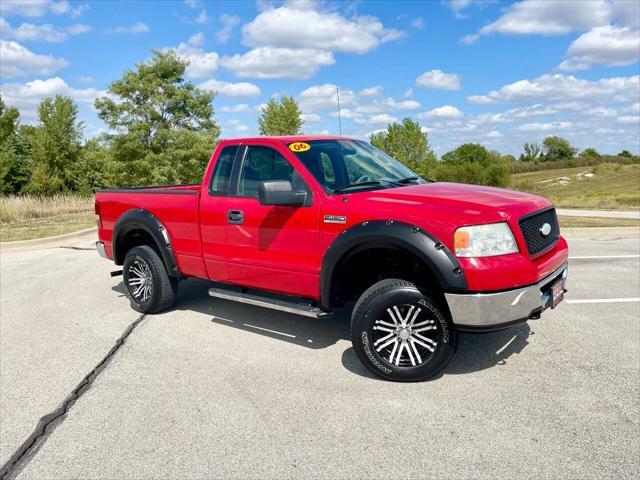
[258,180,307,207]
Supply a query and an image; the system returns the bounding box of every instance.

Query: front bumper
[96,241,108,259]
[445,263,568,331]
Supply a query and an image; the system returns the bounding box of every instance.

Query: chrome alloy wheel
[127,258,153,303]
[372,305,439,367]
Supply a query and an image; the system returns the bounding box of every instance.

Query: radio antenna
[336,86,343,137]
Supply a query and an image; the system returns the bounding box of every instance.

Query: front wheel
[351,279,457,382]
[123,245,178,314]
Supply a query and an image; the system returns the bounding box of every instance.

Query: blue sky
[1,0,639,156]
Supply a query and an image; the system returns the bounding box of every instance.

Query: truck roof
[220,135,358,145]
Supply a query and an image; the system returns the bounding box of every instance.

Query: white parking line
[569,255,640,259]
[566,298,640,304]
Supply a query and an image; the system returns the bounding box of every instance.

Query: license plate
[551,279,564,308]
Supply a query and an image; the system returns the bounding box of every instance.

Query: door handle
[227,209,244,224]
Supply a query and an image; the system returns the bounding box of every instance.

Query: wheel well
[329,247,444,309]
[117,228,162,264]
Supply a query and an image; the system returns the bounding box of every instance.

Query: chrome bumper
[95,241,108,259]
[445,263,568,330]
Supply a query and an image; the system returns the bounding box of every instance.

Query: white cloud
[107,22,150,34]
[626,102,640,114]
[448,0,473,20]
[0,76,101,121]
[470,104,558,124]
[221,47,334,79]
[382,98,421,110]
[416,69,461,90]
[199,79,261,98]
[617,115,639,125]
[0,17,91,42]
[0,40,67,77]
[170,40,219,78]
[298,83,356,111]
[242,4,404,54]
[184,0,198,8]
[359,85,383,97]
[467,74,640,105]
[464,0,639,43]
[512,121,574,132]
[187,32,204,47]
[195,9,210,25]
[0,0,81,18]
[486,130,504,139]
[217,14,239,43]
[219,103,253,113]
[410,17,424,29]
[301,112,321,123]
[557,25,640,71]
[468,0,609,41]
[368,113,397,125]
[418,105,464,119]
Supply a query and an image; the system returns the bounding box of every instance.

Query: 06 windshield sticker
[289,142,310,153]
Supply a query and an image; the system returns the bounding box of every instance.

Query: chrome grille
[519,208,560,256]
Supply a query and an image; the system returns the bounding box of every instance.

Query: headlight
[454,222,518,257]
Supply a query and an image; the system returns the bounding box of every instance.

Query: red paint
[96,136,569,299]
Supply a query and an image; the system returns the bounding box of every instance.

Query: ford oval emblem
[539,223,552,236]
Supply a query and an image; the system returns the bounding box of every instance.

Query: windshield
[289,140,425,193]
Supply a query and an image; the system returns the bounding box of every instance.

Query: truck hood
[352,182,551,225]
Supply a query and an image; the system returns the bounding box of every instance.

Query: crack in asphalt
[0,314,146,480]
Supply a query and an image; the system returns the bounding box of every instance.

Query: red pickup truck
[95,136,568,381]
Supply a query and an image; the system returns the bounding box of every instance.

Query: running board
[208,288,331,319]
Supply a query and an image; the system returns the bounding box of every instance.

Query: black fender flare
[112,209,180,277]
[319,220,467,309]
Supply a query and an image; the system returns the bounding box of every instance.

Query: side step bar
[208,287,331,319]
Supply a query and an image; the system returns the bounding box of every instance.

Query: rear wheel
[351,278,457,382]
[123,245,178,314]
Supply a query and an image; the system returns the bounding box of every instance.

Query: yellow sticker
[289,142,310,153]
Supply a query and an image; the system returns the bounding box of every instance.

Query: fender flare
[112,209,180,277]
[319,220,467,309]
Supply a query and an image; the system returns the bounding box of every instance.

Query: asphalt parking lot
[1,234,639,479]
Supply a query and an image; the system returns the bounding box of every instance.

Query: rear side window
[209,146,238,194]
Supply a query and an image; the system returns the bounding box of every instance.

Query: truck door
[224,143,321,299]
[199,144,239,282]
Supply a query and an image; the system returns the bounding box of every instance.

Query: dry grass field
[511,163,640,209]
[0,195,95,242]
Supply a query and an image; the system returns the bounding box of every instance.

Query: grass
[511,163,640,209]
[0,195,95,242]
[558,216,640,228]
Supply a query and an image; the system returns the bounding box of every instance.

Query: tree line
[1,50,636,196]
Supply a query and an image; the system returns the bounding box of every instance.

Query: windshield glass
[289,140,425,193]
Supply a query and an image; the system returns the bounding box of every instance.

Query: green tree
[0,96,19,143]
[618,150,633,158]
[0,96,22,193]
[258,96,304,136]
[441,143,492,166]
[94,50,220,186]
[542,136,577,161]
[520,142,541,162]
[580,147,601,160]
[26,95,83,195]
[369,118,436,175]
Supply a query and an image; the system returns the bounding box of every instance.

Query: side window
[238,146,294,198]
[320,152,336,188]
[209,145,238,194]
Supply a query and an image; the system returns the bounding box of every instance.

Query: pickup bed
[96,136,568,381]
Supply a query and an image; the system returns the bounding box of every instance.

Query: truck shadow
[112,278,531,379]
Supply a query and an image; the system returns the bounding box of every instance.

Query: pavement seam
[0,314,146,480]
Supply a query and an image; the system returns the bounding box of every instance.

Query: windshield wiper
[395,176,421,184]
[333,181,382,193]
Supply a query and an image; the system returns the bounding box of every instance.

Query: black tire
[123,245,178,314]
[351,278,457,382]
